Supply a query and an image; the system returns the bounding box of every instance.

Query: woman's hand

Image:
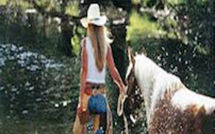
[81,93,90,112]
[80,99,83,111]
[78,94,88,113]
[107,45,126,96]
[77,105,83,116]
[120,85,125,94]
[117,85,127,116]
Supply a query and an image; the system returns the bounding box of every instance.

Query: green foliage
[71,35,81,56]
[35,0,60,12]
[127,11,165,47]
[167,0,186,5]
[0,44,81,133]
[71,26,85,56]
[132,0,158,8]
[0,0,7,5]
[65,1,80,16]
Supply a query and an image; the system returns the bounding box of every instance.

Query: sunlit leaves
[127,11,165,43]
[132,0,141,5]
[65,0,80,16]
[2,0,32,10]
[132,0,158,8]
[0,0,7,5]
[71,34,80,56]
[194,45,210,55]
[167,0,186,5]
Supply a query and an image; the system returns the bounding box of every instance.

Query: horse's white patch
[134,54,185,122]
[134,55,159,121]
[150,73,183,114]
[172,89,215,114]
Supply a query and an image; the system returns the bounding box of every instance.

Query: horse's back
[149,89,215,134]
[172,89,215,114]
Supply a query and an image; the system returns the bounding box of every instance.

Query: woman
[72,4,126,134]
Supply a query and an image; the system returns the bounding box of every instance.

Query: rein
[117,93,129,134]
[116,74,140,134]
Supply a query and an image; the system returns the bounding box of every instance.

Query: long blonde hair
[87,24,111,72]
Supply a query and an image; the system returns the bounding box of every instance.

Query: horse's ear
[128,47,135,65]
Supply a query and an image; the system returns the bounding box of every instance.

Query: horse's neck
[134,67,153,123]
[134,55,186,124]
[134,56,160,120]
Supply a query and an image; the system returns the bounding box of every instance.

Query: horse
[124,48,215,134]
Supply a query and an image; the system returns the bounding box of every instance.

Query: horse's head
[117,48,136,117]
[123,48,145,123]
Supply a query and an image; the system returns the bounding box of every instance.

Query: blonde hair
[87,24,112,72]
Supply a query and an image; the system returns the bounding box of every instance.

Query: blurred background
[0,0,214,134]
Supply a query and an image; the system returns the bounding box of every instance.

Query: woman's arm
[106,45,125,93]
[80,39,87,107]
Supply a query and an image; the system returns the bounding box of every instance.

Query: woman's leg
[72,114,87,134]
[73,94,90,134]
[93,115,100,133]
[100,89,113,134]
[106,103,113,134]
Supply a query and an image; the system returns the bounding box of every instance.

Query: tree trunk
[60,17,74,57]
[59,0,73,57]
[110,23,128,79]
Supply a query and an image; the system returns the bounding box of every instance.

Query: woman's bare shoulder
[81,37,87,47]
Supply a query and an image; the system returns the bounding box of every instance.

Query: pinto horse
[125,48,215,134]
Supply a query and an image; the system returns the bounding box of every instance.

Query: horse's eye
[125,75,130,83]
[125,79,128,84]
[130,75,134,82]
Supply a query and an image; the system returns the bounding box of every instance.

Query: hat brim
[80,16,107,28]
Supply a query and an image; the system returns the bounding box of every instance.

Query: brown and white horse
[125,48,215,134]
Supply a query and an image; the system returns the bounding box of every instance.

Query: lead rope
[117,93,129,134]
[123,113,129,134]
[117,94,127,116]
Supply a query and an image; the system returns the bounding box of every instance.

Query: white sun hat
[80,4,107,28]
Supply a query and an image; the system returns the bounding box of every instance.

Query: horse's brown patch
[124,65,145,130]
[149,90,215,134]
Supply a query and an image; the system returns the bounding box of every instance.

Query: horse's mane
[134,54,186,114]
[135,54,185,91]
